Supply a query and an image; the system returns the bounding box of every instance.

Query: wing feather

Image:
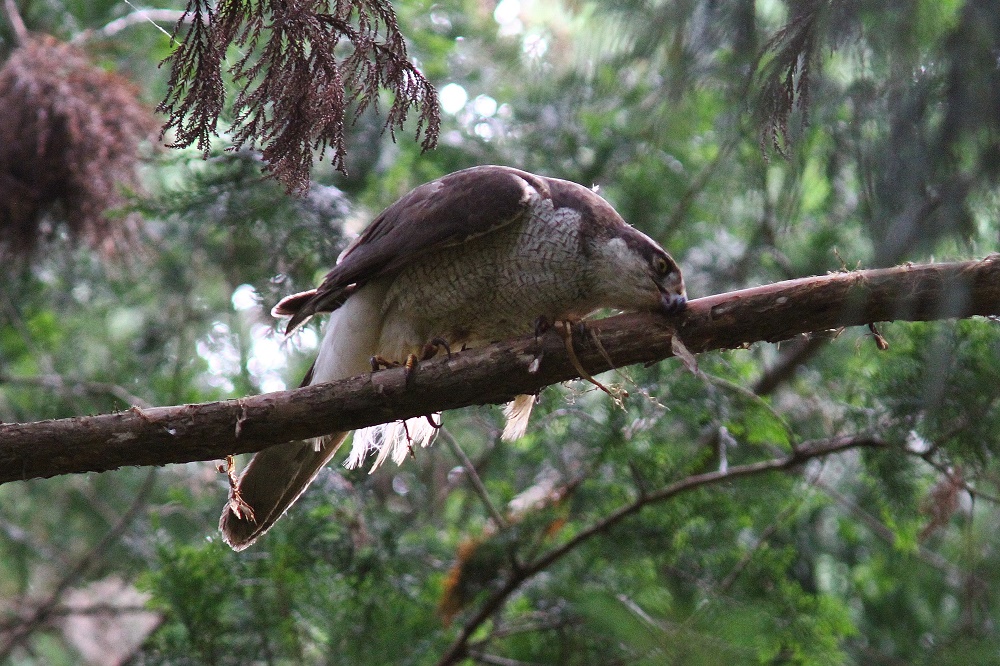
[277,165,552,333]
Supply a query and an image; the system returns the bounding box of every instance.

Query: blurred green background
[3,0,1000,663]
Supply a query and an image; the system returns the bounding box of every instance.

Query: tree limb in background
[0,469,158,660]
[436,434,885,666]
[2,257,1000,483]
[156,0,440,192]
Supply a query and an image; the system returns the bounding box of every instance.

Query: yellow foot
[555,320,616,398]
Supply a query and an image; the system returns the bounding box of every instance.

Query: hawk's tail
[220,433,348,551]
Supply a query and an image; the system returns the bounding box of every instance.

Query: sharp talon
[403,353,419,382]
[421,337,452,361]
[530,315,553,373]
[371,355,399,372]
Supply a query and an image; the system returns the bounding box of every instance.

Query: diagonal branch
[2,257,1000,484]
[435,434,886,665]
[2,0,28,44]
[0,468,157,659]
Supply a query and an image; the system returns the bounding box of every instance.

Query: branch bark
[2,256,1000,484]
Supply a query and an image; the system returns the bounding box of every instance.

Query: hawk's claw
[371,355,401,372]
[421,337,452,360]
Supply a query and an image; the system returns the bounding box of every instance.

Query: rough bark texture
[2,257,999,484]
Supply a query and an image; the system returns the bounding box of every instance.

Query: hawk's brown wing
[278,165,553,334]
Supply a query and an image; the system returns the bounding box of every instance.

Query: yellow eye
[653,255,670,276]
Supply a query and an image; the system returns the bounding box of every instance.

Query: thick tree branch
[2,256,1000,484]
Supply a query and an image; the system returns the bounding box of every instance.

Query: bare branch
[436,434,887,665]
[440,428,508,529]
[156,0,440,192]
[0,373,152,409]
[2,257,1000,484]
[72,8,190,43]
[2,0,28,44]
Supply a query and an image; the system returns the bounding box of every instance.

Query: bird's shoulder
[277,166,555,332]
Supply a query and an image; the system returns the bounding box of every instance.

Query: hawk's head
[588,224,687,316]
[545,176,686,317]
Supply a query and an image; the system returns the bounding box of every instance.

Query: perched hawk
[221,165,686,550]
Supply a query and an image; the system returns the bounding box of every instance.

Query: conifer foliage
[157,0,441,192]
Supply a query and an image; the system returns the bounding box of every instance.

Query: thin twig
[465,651,541,666]
[71,7,186,43]
[916,455,1000,506]
[0,520,67,566]
[0,604,154,630]
[0,468,157,659]
[440,428,507,529]
[752,335,829,396]
[3,0,28,44]
[813,478,957,574]
[0,373,152,409]
[435,434,885,665]
[717,503,799,594]
[700,372,798,449]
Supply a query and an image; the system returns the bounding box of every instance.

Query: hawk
[221,165,686,550]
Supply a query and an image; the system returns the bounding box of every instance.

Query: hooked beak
[660,290,687,315]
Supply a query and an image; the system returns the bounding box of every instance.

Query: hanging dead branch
[0,36,157,256]
[753,0,822,157]
[157,0,441,193]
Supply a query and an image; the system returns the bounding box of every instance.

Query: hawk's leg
[403,338,452,383]
[371,353,422,382]
[534,315,552,338]
[530,316,552,373]
[371,338,451,377]
[555,320,615,397]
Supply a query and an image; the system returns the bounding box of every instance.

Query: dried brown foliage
[753,2,820,158]
[0,36,157,256]
[157,0,441,193]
